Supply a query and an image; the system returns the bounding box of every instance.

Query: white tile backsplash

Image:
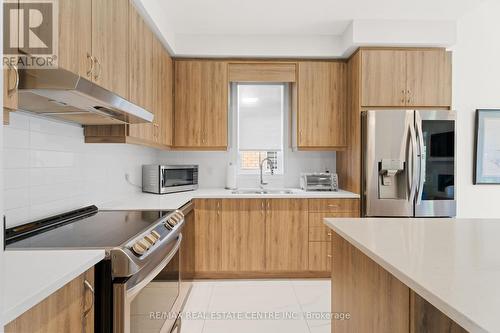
[3,112,337,227]
[3,112,158,227]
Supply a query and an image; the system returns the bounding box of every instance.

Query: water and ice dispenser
[378,159,406,199]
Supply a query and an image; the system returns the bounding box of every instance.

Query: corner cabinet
[295,61,347,150]
[174,60,228,150]
[5,268,95,333]
[361,49,452,107]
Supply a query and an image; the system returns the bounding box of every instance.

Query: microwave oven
[142,165,199,194]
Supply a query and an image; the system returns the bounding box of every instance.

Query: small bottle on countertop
[225,162,237,190]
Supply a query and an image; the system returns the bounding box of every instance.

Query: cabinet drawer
[309,212,357,228]
[309,226,332,242]
[308,199,359,213]
[308,242,332,272]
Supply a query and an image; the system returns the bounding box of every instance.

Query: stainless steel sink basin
[231,189,295,195]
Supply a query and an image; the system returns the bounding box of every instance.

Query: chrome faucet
[260,157,275,187]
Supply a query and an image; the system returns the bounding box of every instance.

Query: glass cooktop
[6,209,171,249]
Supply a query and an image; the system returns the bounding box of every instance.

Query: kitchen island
[324,218,500,333]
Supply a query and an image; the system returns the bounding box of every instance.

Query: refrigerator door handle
[408,122,419,203]
[415,111,425,205]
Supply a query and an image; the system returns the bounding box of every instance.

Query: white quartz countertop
[2,250,105,325]
[100,188,359,211]
[324,217,500,333]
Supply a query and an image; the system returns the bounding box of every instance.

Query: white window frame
[229,82,290,176]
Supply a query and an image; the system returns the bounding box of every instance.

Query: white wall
[453,0,500,218]
[3,113,157,227]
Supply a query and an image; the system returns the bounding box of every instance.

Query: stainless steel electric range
[5,202,193,333]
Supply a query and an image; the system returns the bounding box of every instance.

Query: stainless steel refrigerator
[361,110,456,217]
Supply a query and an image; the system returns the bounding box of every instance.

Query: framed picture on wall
[474,109,500,184]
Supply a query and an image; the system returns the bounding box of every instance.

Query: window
[234,83,286,175]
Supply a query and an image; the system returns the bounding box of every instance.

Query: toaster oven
[142,165,199,194]
[300,173,338,191]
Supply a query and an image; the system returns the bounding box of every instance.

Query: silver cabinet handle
[327,204,339,208]
[83,280,94,318]
[86,53,95,78]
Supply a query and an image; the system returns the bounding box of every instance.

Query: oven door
[114,235,182,333]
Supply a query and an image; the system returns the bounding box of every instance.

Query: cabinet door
[221,199,266,272]
[3,66,18,112]
[160,46,174,146]
[5,268,94,333]
[91,0,129,98]
[128,2,154,141]
[297,62,347,149]
[174,60,228,149]
[361,50,407,107]
[3,0,18,117]
[180,209,195,278]
[266,199,308,272]
[406,50,452,107]
[194,199,222,272]
[308,242,331,272]
[58,0,92,79]
[202,61,228,148]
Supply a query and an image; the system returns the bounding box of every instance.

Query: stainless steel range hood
[18,68,154,125]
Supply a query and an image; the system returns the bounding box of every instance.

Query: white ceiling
[139,0,485,57]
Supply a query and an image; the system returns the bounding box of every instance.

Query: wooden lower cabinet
[187,198,359,278]
[221,199,266,272]
[181,207,196,279]
[309,242,331,272]
[5,267,95,333]
[193,199,222,272]
[265,199,309,272]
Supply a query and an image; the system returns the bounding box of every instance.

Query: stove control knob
[144,234,157,245]
[163,221,172,230]
[151,230,161,240]
[132,242,147,256]
[139,238,152,248]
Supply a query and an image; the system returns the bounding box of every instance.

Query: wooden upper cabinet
[361,49,452,107]
[194,199,222,272]
[3,66,18,111]
[91,0,129,99]
[3,0,19,123]
[406,50,452,107]
[5,268,95,333]
[159,45,174,146]
[228,63,296,82]
[174,60,228,150]
[297,61,347,149]
[361,50,407,107]
[128,3,154,142]
[58,0,92,79]
[265,199,309,272]
[221,199,266,272]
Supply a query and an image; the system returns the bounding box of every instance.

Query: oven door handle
[126,234,182,301]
